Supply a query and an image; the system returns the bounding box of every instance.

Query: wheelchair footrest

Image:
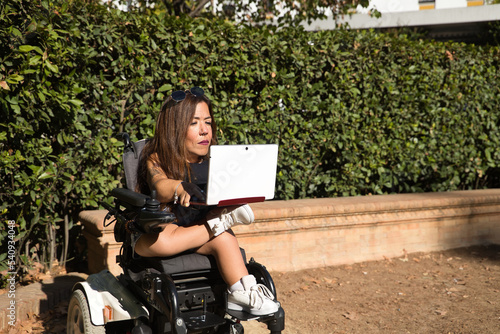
[182,310,226,330]
[226,309,261,321]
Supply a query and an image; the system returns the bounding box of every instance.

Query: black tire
[67,289,106,334]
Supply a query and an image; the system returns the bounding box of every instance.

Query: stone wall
[79,189,500,275]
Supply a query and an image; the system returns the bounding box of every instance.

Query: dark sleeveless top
[173,160,211,226]
[189,160,208,188]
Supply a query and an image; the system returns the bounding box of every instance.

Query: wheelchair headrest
[123,138,148,191]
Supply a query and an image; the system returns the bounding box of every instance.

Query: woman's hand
[177,182,205,207]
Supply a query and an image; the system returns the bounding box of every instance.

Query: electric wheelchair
[67,133,285,334]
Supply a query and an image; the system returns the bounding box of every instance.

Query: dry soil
[4,245,500,334]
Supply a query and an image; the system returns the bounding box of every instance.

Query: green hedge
[1,0,500,275]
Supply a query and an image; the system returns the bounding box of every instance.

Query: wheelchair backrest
[123,136,148,191]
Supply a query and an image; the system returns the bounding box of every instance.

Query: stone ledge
[248,189,500,222]
[79,210,120,275]
[237,189,500,271]
[78,189,500,275]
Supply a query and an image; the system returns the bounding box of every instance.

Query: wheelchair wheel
[67,289,105,334]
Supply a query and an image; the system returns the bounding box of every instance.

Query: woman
[135,87,279,316]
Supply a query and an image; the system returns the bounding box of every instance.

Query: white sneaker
[207,204,254,236]
[228,275,279,316]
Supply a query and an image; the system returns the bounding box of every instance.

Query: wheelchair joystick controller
[138,190,177,233]
[145,190,161,211]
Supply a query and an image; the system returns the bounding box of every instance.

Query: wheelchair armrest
[111,188,150,207]
[138,210,176,233]
[110,188,177,234]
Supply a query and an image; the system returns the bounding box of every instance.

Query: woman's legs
[195,230,248,286]
[134,205,278,315]
[134,223,248,285]
[134,222,212,257]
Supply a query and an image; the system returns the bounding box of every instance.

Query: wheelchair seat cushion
[146,252,216,274]
[125,248,247,281]
[126,252,215,281]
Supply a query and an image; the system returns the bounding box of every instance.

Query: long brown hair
[136,90,217,194]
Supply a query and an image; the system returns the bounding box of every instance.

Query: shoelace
[219,209,235,228]
[248,284,275,308]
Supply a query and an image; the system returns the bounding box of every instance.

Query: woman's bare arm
[146,158,189,205]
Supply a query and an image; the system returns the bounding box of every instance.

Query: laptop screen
[204,144,279,206]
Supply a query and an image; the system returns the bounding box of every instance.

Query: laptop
[191,144,279,206]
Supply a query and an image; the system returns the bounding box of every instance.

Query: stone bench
[79,189,500,275]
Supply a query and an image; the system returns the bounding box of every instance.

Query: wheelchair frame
[67,133,285,334]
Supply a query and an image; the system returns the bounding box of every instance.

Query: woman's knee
[213,231,240,250]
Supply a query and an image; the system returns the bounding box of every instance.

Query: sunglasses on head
[170,87,205,103]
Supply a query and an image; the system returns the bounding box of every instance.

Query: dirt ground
[4,245,500,334]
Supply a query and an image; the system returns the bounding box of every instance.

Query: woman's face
[185,101,212,163]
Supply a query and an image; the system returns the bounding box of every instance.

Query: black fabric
[146,253,216,274]
[189,159,208,186]
[174,160,211,225]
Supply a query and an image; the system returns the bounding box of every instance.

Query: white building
[357,0,476,13]
[304,0,500,43]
